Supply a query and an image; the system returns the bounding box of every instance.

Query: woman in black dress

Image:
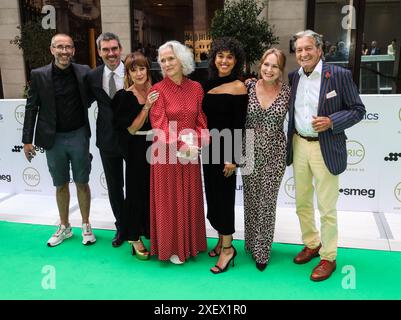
[112,52,159,260]
[202,37,248,274]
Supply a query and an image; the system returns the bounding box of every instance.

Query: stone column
[0,0,26,98]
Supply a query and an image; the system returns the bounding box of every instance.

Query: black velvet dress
[202,76,248,235]
[112,89,152,241]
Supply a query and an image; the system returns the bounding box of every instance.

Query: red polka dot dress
[149,76,209,262]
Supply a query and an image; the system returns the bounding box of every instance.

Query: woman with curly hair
[202,37,248,274]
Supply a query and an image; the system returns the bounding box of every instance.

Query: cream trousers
[292,134,339,261]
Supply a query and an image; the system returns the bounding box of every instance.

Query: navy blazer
[87,64,120,154]
[22,62,91,150]
[286,61,366,175]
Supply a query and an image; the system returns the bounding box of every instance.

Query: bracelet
[142,106,150,111]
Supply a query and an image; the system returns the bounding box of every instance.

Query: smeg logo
[339,188,375,198]
[384,152,401,162]
[0,174,12,182]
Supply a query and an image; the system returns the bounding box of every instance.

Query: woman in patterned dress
[242,48,290,271]
[202,37,248,274]
[149,41,209,264]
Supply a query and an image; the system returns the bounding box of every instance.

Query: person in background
[361,43,369,55]
[242,48,290,271]
[22,33,95,247]
[387,39,397,56]
[369,40,381,55]
[111,52,159,260]
[202,37,247,274]
[286,30,366,281]
[149,40,209,264]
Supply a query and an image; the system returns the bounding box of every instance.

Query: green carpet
[1,221,400,300]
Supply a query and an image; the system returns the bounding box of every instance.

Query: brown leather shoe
[310,260,336,281]
[293,244,321,264]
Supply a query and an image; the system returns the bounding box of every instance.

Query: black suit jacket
[87,64,120,154]
[22,63,92,150]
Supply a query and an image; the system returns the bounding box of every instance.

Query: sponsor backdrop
[0,96,400,214]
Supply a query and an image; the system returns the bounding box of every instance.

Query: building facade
[0,0,400,98]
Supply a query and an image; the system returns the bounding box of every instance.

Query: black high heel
[256,262,267,271]
[210,245,237,274]
[208,236,222,257]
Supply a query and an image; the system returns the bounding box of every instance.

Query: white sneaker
[82,223,96,245]
[169,255,184,265]
[47,224,73,247]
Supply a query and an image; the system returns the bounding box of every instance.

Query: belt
[295,131,319,142]
[135,130,153,136]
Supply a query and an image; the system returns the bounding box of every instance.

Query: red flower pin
[325,71,331,80]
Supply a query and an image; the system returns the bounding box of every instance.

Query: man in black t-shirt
[22,33,96,247]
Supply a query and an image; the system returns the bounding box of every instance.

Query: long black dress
[112,89,151,241]
[202,76,248,235]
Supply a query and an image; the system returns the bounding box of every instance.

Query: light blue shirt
[294,60,322,137]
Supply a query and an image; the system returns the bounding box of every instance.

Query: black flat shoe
[112,232,124,247]
[256,262,267,271]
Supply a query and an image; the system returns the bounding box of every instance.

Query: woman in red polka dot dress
[149,41,210,264]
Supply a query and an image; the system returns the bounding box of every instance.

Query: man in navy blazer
[286,30,366,281]
[87,32,126,247]
[22,34,96,247]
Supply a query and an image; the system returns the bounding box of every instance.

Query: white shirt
[294,59,322,137]
[387,44,395,55]
[102,61,125,96]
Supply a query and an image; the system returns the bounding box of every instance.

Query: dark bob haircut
[208,37,245,79]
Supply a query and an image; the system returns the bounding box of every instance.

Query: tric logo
[347,140,365,165]
[22,167,40,187]
[284,177,295,199]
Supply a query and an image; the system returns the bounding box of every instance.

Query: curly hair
[157,40,195,76]
[208,37,245,79]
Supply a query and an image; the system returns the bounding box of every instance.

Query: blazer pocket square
[326,90,337,99]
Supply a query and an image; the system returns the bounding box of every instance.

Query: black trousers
[99,149,125,233]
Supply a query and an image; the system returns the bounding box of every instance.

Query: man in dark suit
[22,33,96,247]
[87,32,125,247]
[369,41,381,55]
[286,30,366,281]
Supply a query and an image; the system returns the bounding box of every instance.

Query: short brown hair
[124,52,152,88]
[258,48,286,79]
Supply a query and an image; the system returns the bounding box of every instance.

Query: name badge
[326,90,337,99]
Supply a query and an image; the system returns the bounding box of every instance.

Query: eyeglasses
[52,45,74,51]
